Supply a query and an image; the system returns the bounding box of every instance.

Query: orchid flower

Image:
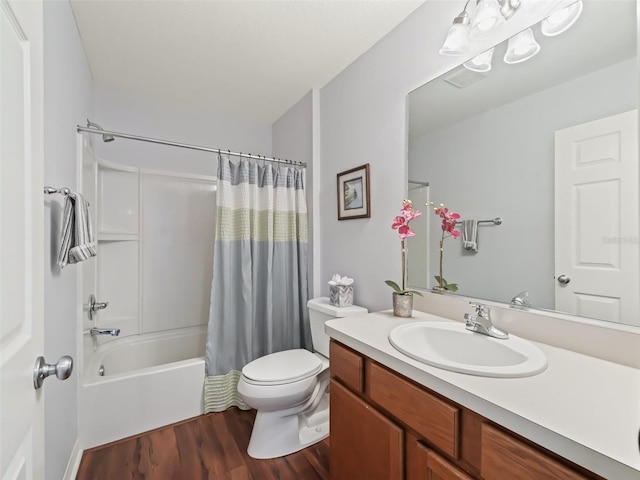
[428,202,460,292]
[386,200,423,296]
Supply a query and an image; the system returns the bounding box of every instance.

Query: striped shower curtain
[204,154,311,412]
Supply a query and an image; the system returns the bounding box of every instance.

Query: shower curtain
[204,154,311,412]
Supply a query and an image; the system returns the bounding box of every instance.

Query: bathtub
[78,325,207,449]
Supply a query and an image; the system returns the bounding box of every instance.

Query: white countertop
[325,310,640,480]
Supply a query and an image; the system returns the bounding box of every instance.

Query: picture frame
[337,163,370,220]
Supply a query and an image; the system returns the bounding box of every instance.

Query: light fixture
[503,28,540,64]
[440,0,522,55]
[463,47,495,72]
[541,0,583,37]
[439,2,471,56]
[499,0,521,20]
[470,0,506,40]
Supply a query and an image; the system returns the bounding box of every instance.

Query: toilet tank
[307,297,368,357]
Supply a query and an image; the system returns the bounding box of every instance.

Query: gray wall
[43,1,93,478]
[317,1,557,312]
[272,91,316,296]
[409,58,637,309]
[93,86,273,175]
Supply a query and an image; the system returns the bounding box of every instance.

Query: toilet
[237,297,367,459]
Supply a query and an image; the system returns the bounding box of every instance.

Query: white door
[555,110,639,325]
[0,0,46,478]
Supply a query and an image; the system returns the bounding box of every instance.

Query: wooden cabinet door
[409,440,473,480]
[330,379,403,480]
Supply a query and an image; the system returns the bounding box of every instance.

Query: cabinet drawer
[481,423,588,480]
[330,340,364,393]
[368,362,459,458]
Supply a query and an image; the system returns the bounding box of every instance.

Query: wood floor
[76,408,330,480]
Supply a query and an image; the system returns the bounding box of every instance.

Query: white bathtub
[79,326,207,449]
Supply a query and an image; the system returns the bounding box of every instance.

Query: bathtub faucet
[90,327,120,337]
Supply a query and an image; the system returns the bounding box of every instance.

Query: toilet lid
[242,349,323,385]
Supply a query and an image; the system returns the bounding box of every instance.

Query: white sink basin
[389,321,547,378]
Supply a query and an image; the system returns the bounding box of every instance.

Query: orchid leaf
[385,280,402,293]
[434,276,459,292]
[385,280,424,296]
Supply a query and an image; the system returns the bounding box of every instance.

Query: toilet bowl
[237,297,367,459]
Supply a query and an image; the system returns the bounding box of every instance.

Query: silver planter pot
[392,292,413,317]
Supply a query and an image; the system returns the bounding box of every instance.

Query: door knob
[88,294,109,320]
[33,355,73,389]
[557,275,571,285]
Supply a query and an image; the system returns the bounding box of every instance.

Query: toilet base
[247,391,329,459]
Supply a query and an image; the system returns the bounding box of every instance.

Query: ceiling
[70,0,425,125]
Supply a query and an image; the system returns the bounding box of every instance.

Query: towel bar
[456,217,502,226]
[44,186,90,205]
[44,186,71,196]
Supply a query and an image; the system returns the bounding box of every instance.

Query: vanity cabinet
[329,340,601,480]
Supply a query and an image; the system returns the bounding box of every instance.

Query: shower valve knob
[88,294,109,320]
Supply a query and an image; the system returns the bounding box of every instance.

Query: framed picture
[337,163,370,220]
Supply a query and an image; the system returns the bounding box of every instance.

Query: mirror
[407,0,639,326]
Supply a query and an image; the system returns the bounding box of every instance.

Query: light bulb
[541,0,583,37]
[439,10,471,56]
[470,0,506,40]
[504,28,540,64]
[463,48,495,72]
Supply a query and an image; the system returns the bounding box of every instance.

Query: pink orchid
[388,200,421,293]
[391,216,406,230]
[398,225,415,239]
[401,201,422,222]
[428,202,461,291]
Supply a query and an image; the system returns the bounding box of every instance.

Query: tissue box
[329,285,353,307]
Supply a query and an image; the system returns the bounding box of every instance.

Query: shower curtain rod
[76,125,307,167]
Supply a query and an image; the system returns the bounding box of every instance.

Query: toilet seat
[241,349,323,386]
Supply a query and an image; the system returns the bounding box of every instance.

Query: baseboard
[63,439,83,480]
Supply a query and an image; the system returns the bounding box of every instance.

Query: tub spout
[90,327,120,337]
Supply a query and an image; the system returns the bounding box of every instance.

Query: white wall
[272,91,316,295]
[43,1,93,478]
[317,1,561,312]
[410,58,637,309]
[93,86,273,176]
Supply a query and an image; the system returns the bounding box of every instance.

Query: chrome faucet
[464,302,508,339]
[90,327,120,337]
[511,291,531,308]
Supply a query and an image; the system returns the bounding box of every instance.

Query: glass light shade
[541,0,583,37]
[470,0,506,40]
[439,19,471,55]
[503,28,540,64]
[463,47,495,72]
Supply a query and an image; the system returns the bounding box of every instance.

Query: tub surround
[325,310,640,479]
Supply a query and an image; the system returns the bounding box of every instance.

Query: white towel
[461,219,478,252]
[57,192,96,268]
